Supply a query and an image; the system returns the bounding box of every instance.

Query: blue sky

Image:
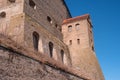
[65,0,120,80]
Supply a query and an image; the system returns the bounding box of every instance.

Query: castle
[0,0,104,80]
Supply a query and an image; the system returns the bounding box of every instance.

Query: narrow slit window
[92,46,94,51]
[49,42,54,57]
[61,50,64,63]
[69,40,72,45]
[77,39,80,44]
[33,32,39,51]
[29,0,36,9]
[47,16,52,24]
[68,25,72,32]
[55,24,58,28]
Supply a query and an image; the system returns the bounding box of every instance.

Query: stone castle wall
[62,16,104,80]
[0,0,72,66]
[0,35,89,80]
[24,0,71,40]
[0,46,83,80]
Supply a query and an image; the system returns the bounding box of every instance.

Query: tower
[62,14,104,80]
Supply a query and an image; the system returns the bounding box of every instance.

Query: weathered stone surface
[0,46,83,80]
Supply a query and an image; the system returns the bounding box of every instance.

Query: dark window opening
[47,16,52,24]
[49,42,54,57]
[55,24,58,28]
[61,50,64,63]
[0,12,6,18]
[8,0,16,3]
[59,28,62,32]
[33,32,39,51]
[77,39,80,44]
[69,40,72,45]
[68,25,72,32]
[29,0,36,9]
[75,23,80,30]
[92,46,94,51]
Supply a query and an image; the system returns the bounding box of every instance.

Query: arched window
[75,23,80,30]
[29,0,36,9]
[69,40,72,45]
[61,50,64,63]
[49,42,54,57]
[77,39,80,44]
[0,12,6,18]
[47,16,52,24]
[33,32,39,51]
[68,25,72,32]
[8,0,16,3]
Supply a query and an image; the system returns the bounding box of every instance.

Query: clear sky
[65,0,120,80]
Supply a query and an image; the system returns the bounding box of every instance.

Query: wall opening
[29,0,36,9]
[55,24,58,28]
[33,32,39,51]
[61,50,64,63]
[92,46,94,51]
[75,23,80,30]
[68,25,72,32]
[47,16,52,24]
[49,42,54,57]
[69,40,72,45]
[8,0,16,3]
[77,39,80,44]
[0,12,6,18]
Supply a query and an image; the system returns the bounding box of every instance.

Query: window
[29,0,36,9]
[8,0,16,3]
[68,25,72,32]
[49,42,54,57]
[47,16,52,24]
[61,50,64,63]
[69,40,72,45]
[55,24,58,28]
[77,39,80,44]
[33,32,39,51]
[0,12,6,18]
[92,46,94,51]
[75,23,80,30]
[59,28,62,32]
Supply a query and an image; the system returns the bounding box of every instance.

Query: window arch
[47,16,52,24]
[68,25,72,32]
[61,50,64,63]
[33,31,39,51]
[75,23,80,30]
[49,42,54,57]
[0,12,6,18]
[69,40,72,45]
[29,0,36,9]
[77,39,80,44]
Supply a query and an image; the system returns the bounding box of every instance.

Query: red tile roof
[62,14,90,25]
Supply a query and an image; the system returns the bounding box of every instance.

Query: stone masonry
[0,0,104,80]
